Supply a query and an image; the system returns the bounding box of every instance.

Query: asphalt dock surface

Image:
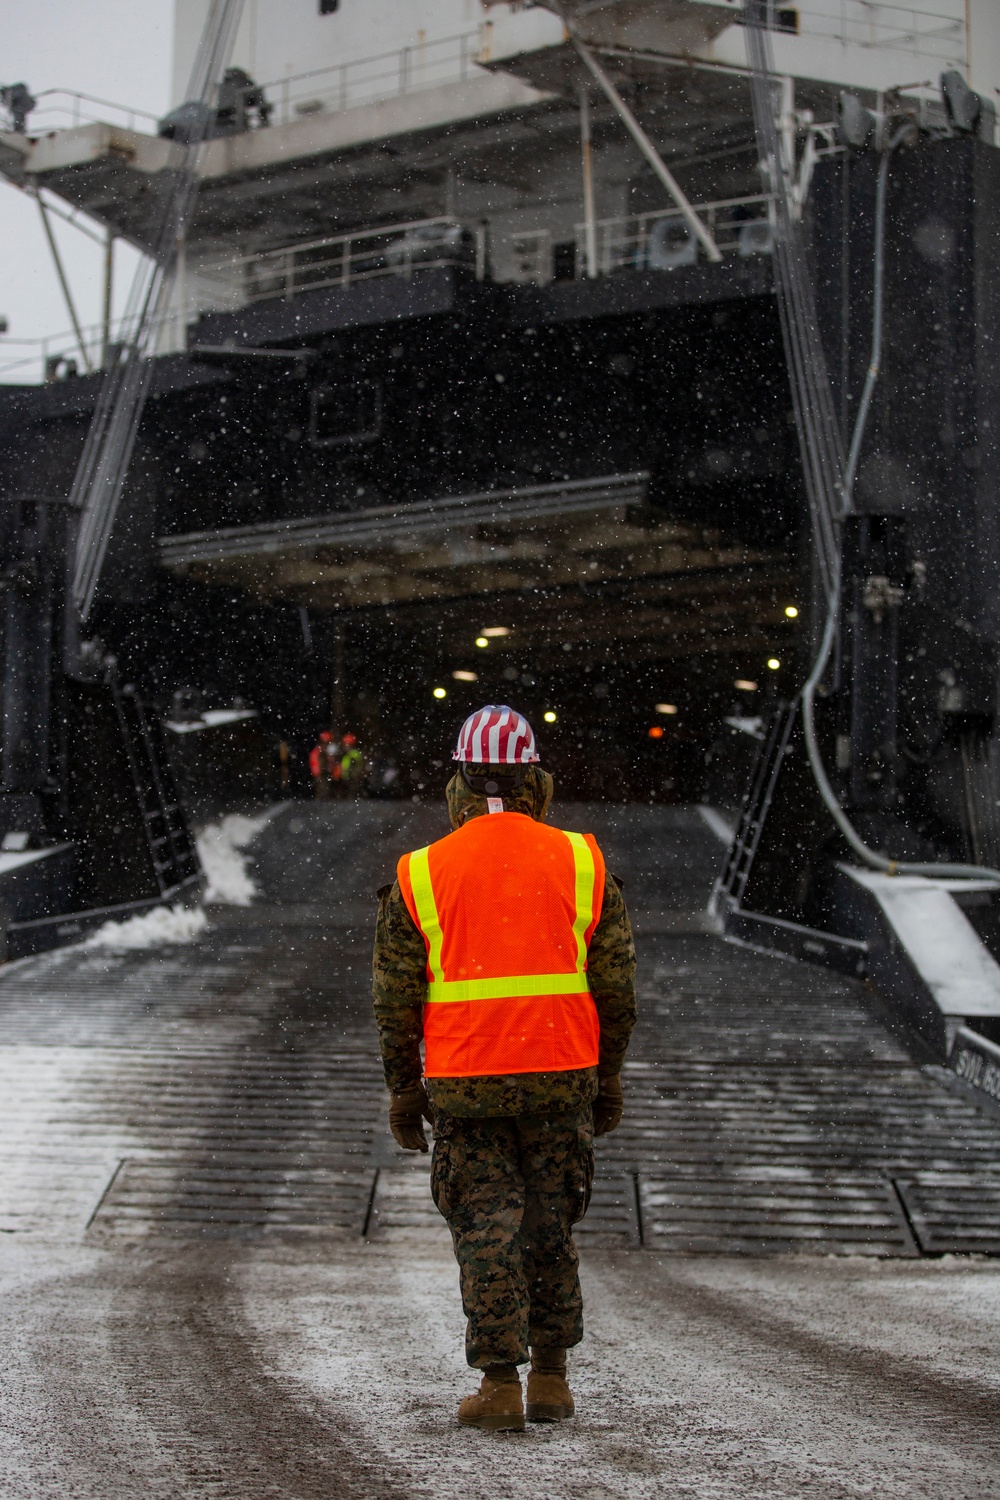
[2,801,1000,1499]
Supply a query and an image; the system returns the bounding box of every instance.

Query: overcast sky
[1,1,173,381]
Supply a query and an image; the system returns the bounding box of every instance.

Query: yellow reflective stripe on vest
[427,971,591,1003]
[565,831,596,971]
[410,829,597,1004]
[407,844,443,983]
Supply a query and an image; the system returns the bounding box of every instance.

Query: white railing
[11,3,965,149]
[6,25,493,141]
[0,217,487,383]
[0,310,177,385]
[0,196,779,383]
[574,195,776,278]
[795,0,966,68]
[18,88,160,135]
[0,188,795,385]
[197,216,487,305]
[0,327,105,384]
[257,27,492,129]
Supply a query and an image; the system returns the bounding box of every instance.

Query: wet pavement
[2,801,1000,1497]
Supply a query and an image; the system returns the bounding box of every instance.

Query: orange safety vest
[397,811,604,1078]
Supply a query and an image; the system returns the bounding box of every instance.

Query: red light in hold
[648,725,665,739]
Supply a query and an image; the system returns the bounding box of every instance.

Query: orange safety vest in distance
[397,811,605,1078]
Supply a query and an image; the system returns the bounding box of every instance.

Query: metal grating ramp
[367,1166,641,1246]
[638,1171,919,1256]
[89,1155,375,1239]
[577,1172,641,1248]
[367,1163,443,1239]
[8,804,1000,1257]
[893,1173,1000,1255]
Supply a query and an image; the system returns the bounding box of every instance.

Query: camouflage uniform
[431,1107,594,1366]
[372,765,636,1367]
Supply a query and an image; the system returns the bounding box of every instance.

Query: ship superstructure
[0,0,998,1073]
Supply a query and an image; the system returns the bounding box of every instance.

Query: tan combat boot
[526,1347,574,1422]
[457,1366,525,1431]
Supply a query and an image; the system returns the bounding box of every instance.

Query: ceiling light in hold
[784,605,799,618]
[648,725,665,739]
[767,658,781,671]
[655,703,678,715]
[432,686,447,699]
[475,637,489,649]
[452,670,478,682]
[734,679,757,691]
[543,711,557,723]
[481,626,510,638]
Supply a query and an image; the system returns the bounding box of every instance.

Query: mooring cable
[797,124,1000,882]
[742,1,1000,882]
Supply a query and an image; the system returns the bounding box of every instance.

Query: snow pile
[81,807,281,948]
[85,903,208,950]
[196,808,280,905]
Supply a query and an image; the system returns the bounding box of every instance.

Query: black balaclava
[445,763,554,831]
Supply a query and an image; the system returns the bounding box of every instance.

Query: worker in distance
[373,705,636,1430]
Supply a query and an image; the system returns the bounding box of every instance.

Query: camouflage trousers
[430,1106,595,1368]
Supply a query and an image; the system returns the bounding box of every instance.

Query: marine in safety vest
[338,732,364,796]
[372,705,636,1431]
[309,730,336,799]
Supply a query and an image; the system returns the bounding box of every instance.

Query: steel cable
[743,0,1000,883]
[70,0,245,622]
[744,0,843,604]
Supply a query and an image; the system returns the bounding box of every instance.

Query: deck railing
[798,0,965,67]
[0,195,777,384]
[196,216,488,306]
[18,88,160,135]
[574,195,776,279]
[0,314,161,385]
[7,0,967,142]
[4,24,494,138]
[257,27,492,128]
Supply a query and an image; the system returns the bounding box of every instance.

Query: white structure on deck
[169,0,1000,115]
[0,0,998,377]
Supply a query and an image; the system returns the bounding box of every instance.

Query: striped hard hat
[453,705,540,764]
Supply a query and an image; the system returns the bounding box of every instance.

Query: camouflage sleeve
[587,873,637,1077]
[372,880,428,1093]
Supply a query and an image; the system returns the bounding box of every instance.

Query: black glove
[389,1083,432,1152]
[593,1074,623,1137]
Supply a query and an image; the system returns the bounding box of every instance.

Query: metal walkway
[2,801,999,1258]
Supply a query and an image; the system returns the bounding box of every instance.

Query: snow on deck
[1,802,999,1496]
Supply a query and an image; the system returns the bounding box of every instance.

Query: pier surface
[2,802,1000,1499]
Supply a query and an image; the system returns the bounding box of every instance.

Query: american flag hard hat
[453,705,540,764]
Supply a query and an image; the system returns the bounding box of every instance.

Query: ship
[0,0,998,1090]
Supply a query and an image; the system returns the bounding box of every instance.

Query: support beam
[35,192,93,373]
[579,86,598,279]
[331,621,345,733]
[27,193,105,247]
[779,76,796,188]
[568,33,723,264]
[101,230,114,370]
[174,230,188,354]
